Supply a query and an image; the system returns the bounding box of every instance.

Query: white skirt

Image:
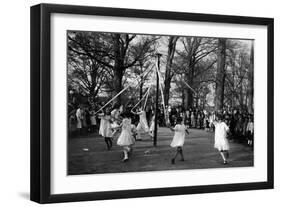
[149,121,155,132]
[77,119,82,129]
[90,116,97,125]
[214,137,229,151]
[117,130,135,146]
[170,134,185,148]
[99,121,113,137]
[111,122,119,129]
[137,121,149,132]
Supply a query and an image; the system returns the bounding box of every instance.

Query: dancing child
[169,117,189,164]
[213,114,230,164]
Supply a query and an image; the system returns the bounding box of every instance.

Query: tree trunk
[164,36,178,106]
[239,85,243,107]
[183,88,194,110]
[187,64,195,109]
[187,90,194,109]
[112,34,124,106]
[195,96,199,108]
[181,88,185,109]
[183,88,189,110]
[113,67,123,105]
[184,56,195,110]
[215,38,226,111]
[247,42,254,114]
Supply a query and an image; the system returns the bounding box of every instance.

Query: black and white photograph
[0,0,278,206]
[67,31,254,175]
[29,2,273,204]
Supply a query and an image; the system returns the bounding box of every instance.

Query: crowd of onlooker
[165,106,254,147]
[68,98,254,148]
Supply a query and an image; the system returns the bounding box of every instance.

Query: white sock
[220,152,226,162]
[123,150,128,159]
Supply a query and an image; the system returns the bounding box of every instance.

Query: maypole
[154,53,161,147]
[155,63,167,123]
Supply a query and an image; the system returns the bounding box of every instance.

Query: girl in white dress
[209,112,216,132]
[117,116,135,162]
[89,107,97,133]
[98,108,113,150]
[169,117,189,164]
[191,112,195,128]
[131,123,137,140]
[149,114,159,139]
[213,114,230,164]
[165,106,170,126]
[110,105,123,136]
[246,116,254,147]
[76,106,83,135]
[149,114,155,138]
[132,106,149,140]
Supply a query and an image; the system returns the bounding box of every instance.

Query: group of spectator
[68,100,254,148]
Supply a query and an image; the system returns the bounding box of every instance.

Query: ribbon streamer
[182,80,197,95]
[94,66,153,114]
[143,85,151,109]
[94,83,132,115]
[131,85,151,111]
[155,63,167,118]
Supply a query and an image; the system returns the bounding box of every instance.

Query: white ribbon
[94,66,153,114]
[182,80,197,95]
[131,84,151,111]
[155,63,167,119]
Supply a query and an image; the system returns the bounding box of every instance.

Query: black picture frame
[30,3,274,204]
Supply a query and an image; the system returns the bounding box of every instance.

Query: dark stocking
[108,138,113,149]
[178,147,184,161]
[172,147,183,164]
[104,137,111,150]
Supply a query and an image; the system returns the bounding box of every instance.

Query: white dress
[214,121,230,151]
[170,124,187,148]
[246,122,254,134]
[98,113,105,135]
[76,108,83,129]
[90,111,97,125]
[149,115,154,130]
[165,110,170,125]
[111,109,121,129]
[111,109,120,121]
[149,115,159,136]
[99,115,113,137]
[136,111,149,132]
[117,118,135,146]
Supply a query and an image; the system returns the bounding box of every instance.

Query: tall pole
[139,61,143,100]
[154,53,161,147]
